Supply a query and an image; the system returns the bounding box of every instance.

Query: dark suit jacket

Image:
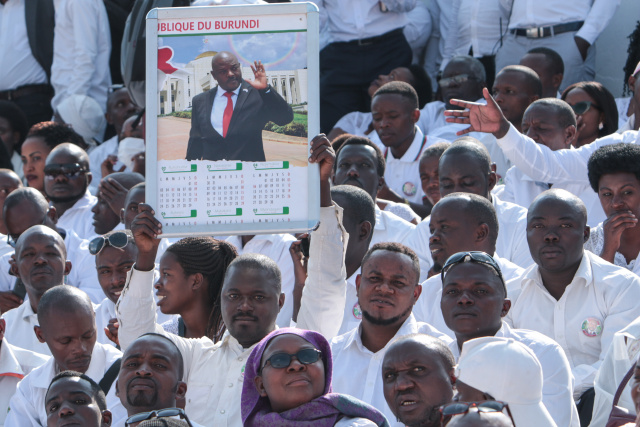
[185,81,294,162]
[25,0,55,82]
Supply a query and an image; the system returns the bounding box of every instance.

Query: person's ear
[530,94,540,104]
[413,283,422,302]
[191,273,204,290]
[377,176,384,191]
[629,74,636,93]
[254,375,268,397]
[115,380,120,397]
[476,223,489,243]
[411,108,420,124]
[86,172,93,186]
[355,274,361,295]
[501,298,511,317]
[278,292,285,310]
[35,325,46,343]
[552,74,563,92]
[0,318,6,341]
[565,125,578,147]
[359,220,373,242]
[488,169,497,192]
[101,409,113,427]
[47,207,59,225]
[64,261,72,276]
[9,255,20,279]
[175,381,187,400]
[584,225,591,242]
[449,368,457,386]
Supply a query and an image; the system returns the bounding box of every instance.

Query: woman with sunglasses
[242,328,389,426]
[561,81,618,148]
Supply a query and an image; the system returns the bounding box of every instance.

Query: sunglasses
[261,348,322,371]
[125,408,193,426]
[441,251,505,286]
[43,163,87,180]
[440,401,516,426]
[439,74,476,89]
[89,231,132,255]
[570,101,600,115]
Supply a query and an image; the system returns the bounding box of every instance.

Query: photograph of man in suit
[185,51,294,162]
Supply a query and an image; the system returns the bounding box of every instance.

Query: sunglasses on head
[125,408,193,426]
[261,348,322,372]
[89,231,132,255]
[570,100,600,115]
[43,163,87,180]
[441,251,505,286]
[440,401,516,426]
[439,74,476,89]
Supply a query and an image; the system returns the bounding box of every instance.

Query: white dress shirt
[94,297,117,346]
[382,201,421,223]
[584,223,640,276]
[55,191,99,241]
[505,251,640,399]
[210,85,240,136]
[50,0,111,111]
[370,206,416,247]
[5,342,123,426]
[501,165,606,227]
[88,135,127,195]
[590,316,640,427]
[2,302,50,356]
[331,314,452,426]
[0,0,48,91]
[0,340,49,427]
[302,0,416,43]
[449,323,580,427]
[500,0,620,45]
[224,233,297,328]
[413,254,525,338]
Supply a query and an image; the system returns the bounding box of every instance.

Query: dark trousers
[319,29,412,133]
[577,387,595,427]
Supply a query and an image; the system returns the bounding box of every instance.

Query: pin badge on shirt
[582,317,603,337]
[352,302,362,320]
[403,182,417,197]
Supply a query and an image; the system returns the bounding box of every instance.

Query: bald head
[46,143,90,169]
[37,285,93,326]
[16,224,66,257]
[528,189,587,227]
[0,169,21,189]
[448,410,514,427]
[211,51,242,92]
[496,65,543,98]
[439,138,496,199]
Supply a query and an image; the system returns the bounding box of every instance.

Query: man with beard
[381,334,455,427]
[114,333,204,427]
[6,284,124,425]
[44,143,97,240]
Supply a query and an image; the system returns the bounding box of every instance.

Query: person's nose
[525,127,539,142]
[286,358,306,372]
[429,230,441,245]
[395,372,414,391]
[456,290,475,305]
[58,401,75,418]
[238,296,253,312]
[612,193,626,210]
[136,360,153,377]
[347,164,359,177]
[544,229,560,242]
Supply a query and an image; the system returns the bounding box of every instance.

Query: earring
[599,122,604,130]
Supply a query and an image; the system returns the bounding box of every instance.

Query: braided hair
[166,237,238,342]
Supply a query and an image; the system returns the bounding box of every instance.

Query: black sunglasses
[441,251,505,287]
[125,408,193,426]
[439,74,477,88]
[570,100,600,115]
[43,163,87,180]
[261,348,322,371]
[440,401,516,426]
[89,231,132,255]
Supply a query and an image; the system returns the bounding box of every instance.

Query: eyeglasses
[43,163,87,180]
[261,348,322,371]
[125,408,193,426]
[441,251,505,286]
[438,74,476,89]
[440,401,516,426]
[570,101,600,115]
[89,231,132,255]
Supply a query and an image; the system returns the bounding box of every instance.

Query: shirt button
[237,357,243,361]
[228,383,233,387]
[220,410,226,414]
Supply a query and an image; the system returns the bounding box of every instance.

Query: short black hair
[587,143,640,192]
[386,333,455,371]
[407,64,433,108]
[497,65,543,97]
[0,100,29,148]
[442,137,492,175]
[373,81,419,110]
[37,285,93,326]
[225,253,282,294]
[334,136,386,177]
[26,121,86,149]
[525,98,577,129]
[623,21,640,95]
[420,141,450,163]
[47,371,107,411]
[361,242,420,283]
[3,187,49,219]
[561,81,618,138]
[135,333,185,380]
[438,192,499,245]
[527,47,565,75]
[331,185,377,229]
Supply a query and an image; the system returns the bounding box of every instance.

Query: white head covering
[455,336,557,427]
[56,95,107,146]
[118,137,145,171]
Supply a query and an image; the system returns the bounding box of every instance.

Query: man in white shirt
[495,0,620,91]
[0,312,49,427]
[492,65,541,134]
[116,134,346,426]
[44,143,98,241]
[91,172,144,236]
[519,47,565,99]
[6,285,123,426]
[504,190,640,424]
[1,187,104,303]
[50,0,111,112]
[439,251,579,427]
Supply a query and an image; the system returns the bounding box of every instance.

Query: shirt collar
[348,313,419,354]
[374,205,385,231]
[216,84,241,99]
[389,126,425,162]
[0,341,27,378]
[20,301,37,321]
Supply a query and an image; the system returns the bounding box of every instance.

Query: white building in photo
[158,51,308,116]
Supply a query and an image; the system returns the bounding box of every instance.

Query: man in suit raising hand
[186,51,294,162]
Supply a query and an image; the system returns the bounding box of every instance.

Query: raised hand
[444,87,511,139]
[247,60,268,91]
[309,134,336,207]
[99,177,129,216]
[130,203,162,271]
[600,211,638,263]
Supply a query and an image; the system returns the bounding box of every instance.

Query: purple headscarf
[241,328,389,427]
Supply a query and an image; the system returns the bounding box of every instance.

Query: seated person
[0,310,49,426]
[492,65,541,134]
[418,142,449,210]
[45,371,112,427]
[91,172,144,235]
[446,407,515,427]
[454,337,557,427]
[501,99,606,226]
[0,169,22,238]
[44,143,97,240]
[381,334,455,427]
[0,101,29,179]
[6,285,123,425]
[617,61,640,132]
[519,47,565,99]
[242,328,388,426]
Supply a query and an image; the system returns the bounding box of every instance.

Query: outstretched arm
[444,87,511,138]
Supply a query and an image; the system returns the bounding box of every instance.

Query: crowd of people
[2,0,640,426]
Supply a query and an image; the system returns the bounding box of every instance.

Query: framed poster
[146,3,320,237]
